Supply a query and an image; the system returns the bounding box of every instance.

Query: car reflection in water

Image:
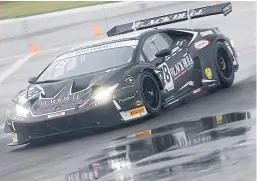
[66,111,255,181]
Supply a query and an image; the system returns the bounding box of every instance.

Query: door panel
[141,33,176,100]
[156,48,193,101]
[167,48,194,92]
[141,32,195,102]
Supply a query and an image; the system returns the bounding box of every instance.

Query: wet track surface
[66,111,256,181]
[0,1,256,181]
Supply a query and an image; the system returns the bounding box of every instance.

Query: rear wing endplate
[107,2,232,37]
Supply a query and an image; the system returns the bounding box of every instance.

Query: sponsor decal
[157,54,193,92]
[200,30,213,36]
[124,76,135,84]
[135,100,143,107]
[170,54,194,80]
[174,70,187,80]
[47,111,65,119]
[170,46,180,57]
[205,68,212,79]
[118,85,134,91]
[194,40,210,50]
[158,62,175,91]
[133,9,204,29]
[128,106,146,117]
[192,88,201,94]
[33,85,94,115]
[39,94,81,108]
[55,40,138,61]
[165,55,171,61]
[36,81,94,113]
[172,46,179,53]
[119,95,135,103]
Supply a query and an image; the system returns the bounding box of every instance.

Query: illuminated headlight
[93,84,119,102]
[15,104,29,116]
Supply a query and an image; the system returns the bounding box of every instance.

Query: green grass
[0,1,115,20]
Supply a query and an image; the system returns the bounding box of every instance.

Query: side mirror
[154,48,171,66]
[28,77,36,84]
[155,48,172,58]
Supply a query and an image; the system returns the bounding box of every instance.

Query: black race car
[4,2,238,146]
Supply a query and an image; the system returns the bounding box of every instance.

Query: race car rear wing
[107,2,232,37]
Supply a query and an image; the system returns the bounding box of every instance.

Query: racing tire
[214,41,235,88]
[136,71,162,117]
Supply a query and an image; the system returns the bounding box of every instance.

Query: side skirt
[162,80,219,108]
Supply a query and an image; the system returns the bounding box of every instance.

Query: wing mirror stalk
[155,48,172,67]
[28,77,36,84]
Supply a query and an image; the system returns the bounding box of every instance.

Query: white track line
[0,53,35,86]
[0,54,26,61]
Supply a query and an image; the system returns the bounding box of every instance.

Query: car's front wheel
[136,71,162,117]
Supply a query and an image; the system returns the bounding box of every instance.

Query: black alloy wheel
[142,76,160,110]
[217,47,233,79]
[136,71,162,117]
[214,42,235,88]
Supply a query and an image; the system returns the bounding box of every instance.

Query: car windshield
[36,41,137,82]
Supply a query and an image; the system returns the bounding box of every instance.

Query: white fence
[0,1,198,58]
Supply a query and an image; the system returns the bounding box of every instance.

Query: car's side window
[65,57,77,74]
[142,40,158,62]
[160,33,174,46]
[142,33,173,62]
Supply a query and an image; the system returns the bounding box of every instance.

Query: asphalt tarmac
[0,1,255,181]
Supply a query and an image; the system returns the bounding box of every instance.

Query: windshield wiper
[35,79,62,84]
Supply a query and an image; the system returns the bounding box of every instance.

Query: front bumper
[4,101,148,146]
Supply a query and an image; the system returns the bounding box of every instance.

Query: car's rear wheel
[136,71,162,117]
[214,41,235,88]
